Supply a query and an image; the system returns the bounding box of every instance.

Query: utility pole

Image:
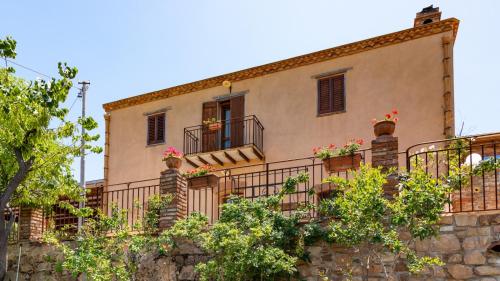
[77,81,90,231]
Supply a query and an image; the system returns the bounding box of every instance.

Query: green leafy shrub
[162,173,324,281]
[45,194,172,281]
[320,165,448,278]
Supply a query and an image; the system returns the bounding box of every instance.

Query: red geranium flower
[385,113,391,119]
[392,108,399,115]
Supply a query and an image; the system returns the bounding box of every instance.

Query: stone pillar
[159,169,187,230]
[371,135,399,197]
[18,207,44,241]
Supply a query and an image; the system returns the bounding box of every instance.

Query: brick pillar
[371,135,399,198]
[18,207,44,241]
[158,169,187,230]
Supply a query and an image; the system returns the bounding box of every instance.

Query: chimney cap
[420,5,439,14]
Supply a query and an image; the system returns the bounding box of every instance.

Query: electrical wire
[6,59,82,91]
[4,57,84,117]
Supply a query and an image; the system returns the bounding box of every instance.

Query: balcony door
[201,95,244,153]
[220,101,231,149]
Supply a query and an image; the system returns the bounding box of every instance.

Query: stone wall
[300,211,500,281]
[6,211,500,281]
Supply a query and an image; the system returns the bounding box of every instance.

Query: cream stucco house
[100,7,459,221]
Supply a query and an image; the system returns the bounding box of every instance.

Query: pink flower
[393,117,399,123]
[328,143,336,149]
[392,109,399,115]
[356,139,364,145]
[163,146,183,158]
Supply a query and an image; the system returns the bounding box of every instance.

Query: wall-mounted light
[222,80,232,94]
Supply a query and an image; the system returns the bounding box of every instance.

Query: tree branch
[0,148,32,211]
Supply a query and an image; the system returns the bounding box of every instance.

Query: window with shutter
[147,113,165,145]
[317,74,345,115]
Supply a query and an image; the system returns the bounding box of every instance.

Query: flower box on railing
[313,139,364,174]
[323,153,362,173]
[208,122,222,131]
[187,174,219,190]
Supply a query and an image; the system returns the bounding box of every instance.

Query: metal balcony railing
[183,115,264,156]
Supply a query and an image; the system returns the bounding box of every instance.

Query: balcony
[183,115,264,167]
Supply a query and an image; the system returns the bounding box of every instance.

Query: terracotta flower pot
[163,157,182,169]
[323,153,362,173]
[374,120,396,137]
[208,123,222,131]
[187,174,219,190]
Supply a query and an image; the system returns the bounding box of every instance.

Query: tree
[0,36,101,280]
[319,165,449,280]
[45,194,173,281]
[160,173,324,281]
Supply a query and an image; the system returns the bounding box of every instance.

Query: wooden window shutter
[318,78,332,114]
[230,95,245,147]
[317,74,345,115]
[332,75,345,112]
[156,114,165,142]
[202,101,218,122]
[147,116,155,145]
[202,101,218,152]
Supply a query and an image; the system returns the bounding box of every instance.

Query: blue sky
[2,1,499,181]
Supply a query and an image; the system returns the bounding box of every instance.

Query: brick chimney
[414,5,441,27]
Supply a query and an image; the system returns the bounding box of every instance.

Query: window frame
[316,73,346,117]
[146,113,166,146]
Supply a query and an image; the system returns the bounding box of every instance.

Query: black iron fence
[187,149,372,224]
[406,133,500,213]
[10,133,499,238]
[5,208,19,244]
[48,178,160,232]
[183,115,264,155]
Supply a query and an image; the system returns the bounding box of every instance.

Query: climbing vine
[45,194,172,281]
[161,173,324,281]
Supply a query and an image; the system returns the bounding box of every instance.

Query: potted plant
[184,165,218,190]
[372,109,399,137]
[162,146,183,169]
[203,118,222,131]
[313,139,364,173]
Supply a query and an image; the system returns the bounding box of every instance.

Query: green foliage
[162,173,323,281]
[142,194,174,234]
[45,195,173,281]
[44,207,132,281]
[0,35,101,210]
[321,165,446,276]
[472,157,500,176]
[392,169,452,240]
[0,35,101,278]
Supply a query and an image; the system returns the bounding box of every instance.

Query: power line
[5,59,82,91]
[5,59,86,127]
[68,95,79,113]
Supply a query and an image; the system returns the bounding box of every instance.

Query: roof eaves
[103,18,459,112]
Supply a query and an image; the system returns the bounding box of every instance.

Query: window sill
[317,110,346,117]
[146,142,165,148]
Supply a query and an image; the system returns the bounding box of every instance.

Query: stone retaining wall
[6,211,500,281]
